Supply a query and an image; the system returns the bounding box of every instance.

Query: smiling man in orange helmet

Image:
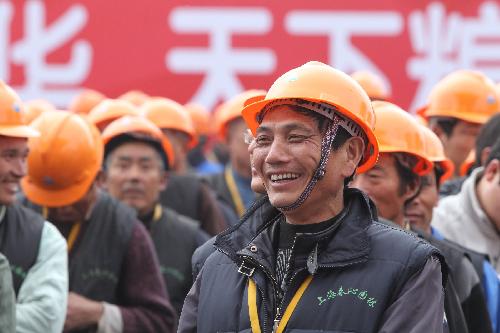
[0,81,68,333]
[100,115,209,317]
[20,112,175,333]
[179,62,445,333]
[421,70,500,179]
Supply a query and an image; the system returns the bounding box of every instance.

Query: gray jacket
[0,253,15,333]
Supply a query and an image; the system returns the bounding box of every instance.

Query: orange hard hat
[69,89,106,115]
[21,111,103,207]
[118,90,150,106]
[351,71,390,101]
[372,101,433,176]
[216,90,266,140]
[185,103,214,136]
[242,61,378,173]
[101,115,175,169]
[460,149,475,177]
[0,81,39,138]
[88,99,138,131]
[421,70,499,124]
[24,100,56,124]
[419,125,455,182]
[141,97,197,148]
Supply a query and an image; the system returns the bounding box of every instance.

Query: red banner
[2,0,500,112]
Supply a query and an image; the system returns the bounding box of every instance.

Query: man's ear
[158,170,169,192]
[429,122,447,143]
[342,137,365,177]
[480,147,492,167]
[95,170,107,190]
[484,159,499,182]
[403,176,421,202]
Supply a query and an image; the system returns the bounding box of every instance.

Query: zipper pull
[273,308,281,333]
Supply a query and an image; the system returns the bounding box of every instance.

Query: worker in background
[20,111,176,333]
[101,115,209,316]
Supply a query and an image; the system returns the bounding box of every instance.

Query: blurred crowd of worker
[0,61,499,333]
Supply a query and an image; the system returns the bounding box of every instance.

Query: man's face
[103,142,166,216]
[47,185,96,224]
[439,120,481,175]
[352,153,408,225]
[252,106,347,210]
[405,173,439,233]
[0,136,28,205]
[227,118,251,178]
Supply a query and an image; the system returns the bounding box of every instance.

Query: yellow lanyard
[153,204,162,222]
[248,275,313,333]
[43,206,81,252]
[225,166,246,217]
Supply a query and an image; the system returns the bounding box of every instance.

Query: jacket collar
[214,188,375,273]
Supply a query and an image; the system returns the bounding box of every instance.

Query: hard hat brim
[0,125,40,138]
[21,173,96,208]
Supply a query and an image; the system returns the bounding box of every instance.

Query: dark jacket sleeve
[191,237,216,280]
[457,256,493,333]
[378,256,445,332]
[118,223,177,333]
[0,253,15,333]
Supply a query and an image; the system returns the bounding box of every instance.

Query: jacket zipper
[240,254,280,333]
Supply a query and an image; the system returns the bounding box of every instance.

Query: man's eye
[288,135,306,142]
[256,136,271,145]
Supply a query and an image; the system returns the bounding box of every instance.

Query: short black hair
[104,133,169,171]
[486,135,500,166]
[393,153,420,197]
[475,113,500,166]
[429,116,458,137]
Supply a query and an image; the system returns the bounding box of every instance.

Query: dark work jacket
[183,189,446,333]
[68,192,135,304]
[0,204,44,295]
[146,206,209,316]
[160,174,229,235]
[415,228,492,333]
[204,171,237,216]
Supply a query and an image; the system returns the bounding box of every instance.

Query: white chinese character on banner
[166,7,276,110]
[407,1,500,111]
[0,1,14,81]
[285,10,403,97]
[2,0,92,106]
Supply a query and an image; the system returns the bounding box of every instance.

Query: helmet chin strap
[277,115,341,212]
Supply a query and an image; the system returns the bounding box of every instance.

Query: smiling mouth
[269,173,300,183]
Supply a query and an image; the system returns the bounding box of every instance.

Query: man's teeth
[270,173,299,181]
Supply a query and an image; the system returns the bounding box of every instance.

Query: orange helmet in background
[88,99,138,131]
[141,97,197,148]
[118,90,150,106]
[351,71,390,101]
[21,112,103,207]
[101,115,175,170]
[242,61,378,173]
[69,89,106,115]
[421,70,499,124]
[216,89,266,140]
[0,81,39,138]
[185,103,214,137]
[24,100,56,124]
[419,125,455,183]
[372,101,433,176]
